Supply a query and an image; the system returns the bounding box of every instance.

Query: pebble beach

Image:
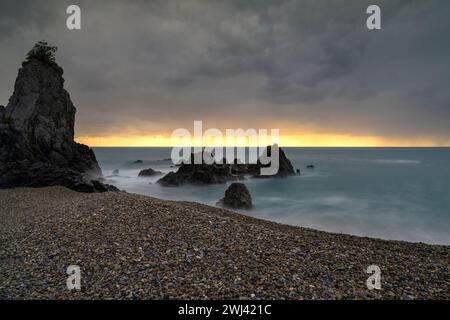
[0,187,449,299]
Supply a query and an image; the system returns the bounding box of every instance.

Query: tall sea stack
[0,41,117,192]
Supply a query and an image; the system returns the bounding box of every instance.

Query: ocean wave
[373,159,422,164]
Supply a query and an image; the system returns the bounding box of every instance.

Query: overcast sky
[1,0,449,146]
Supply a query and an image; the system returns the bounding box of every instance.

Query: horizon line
[88,145,450,148]
[75,134,450,148]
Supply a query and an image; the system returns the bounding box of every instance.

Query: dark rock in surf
[255,145,297,178]
[138,168,162,177]
[217,183,253,210]
[158,161,236,187]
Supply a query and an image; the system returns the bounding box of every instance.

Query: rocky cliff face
[0,42,117,192]
[0,105,5,121]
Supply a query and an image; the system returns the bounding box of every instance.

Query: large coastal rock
[0,42,117,192]
[217,183,253,210]
[157,146,297,187]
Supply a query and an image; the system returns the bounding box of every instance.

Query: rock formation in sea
[217,183,253,209]
[138,168,162,177]
[255,145,296,178]
[157,161,236,186]
[157,145,297,187]
[0,41,117,192]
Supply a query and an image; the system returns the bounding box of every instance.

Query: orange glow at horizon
[75,133,450,147]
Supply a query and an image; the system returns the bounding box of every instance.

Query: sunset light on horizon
[75,133,450,148]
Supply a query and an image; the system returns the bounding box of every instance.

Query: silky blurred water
[94,147,450,245]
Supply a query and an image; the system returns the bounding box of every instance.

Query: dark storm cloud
[0,0,449,141]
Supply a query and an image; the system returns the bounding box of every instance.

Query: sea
[93,147,450,245]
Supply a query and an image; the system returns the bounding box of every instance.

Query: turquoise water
[94,147,450,245]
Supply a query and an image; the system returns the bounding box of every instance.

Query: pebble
[0,186,448,299]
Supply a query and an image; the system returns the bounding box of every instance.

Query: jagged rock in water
[255,145,297,178]
[0,41,117,193]
[157,145,297,187]
[217,183,253,210]
[138,168,162,177]
[156,151,234,186]
[158,161,236,187]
